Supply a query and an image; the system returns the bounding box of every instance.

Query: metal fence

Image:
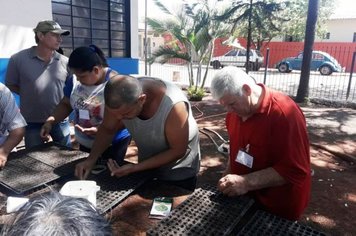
[138,52,356,106]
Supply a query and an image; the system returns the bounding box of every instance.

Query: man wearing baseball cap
[5,20,72,149]
[33,20,70,36]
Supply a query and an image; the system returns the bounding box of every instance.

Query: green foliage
[216,0,289,50]
[147,0,231,88]
[214,0,335,46]
[281,0,336,41]
[187,86,206,101]
[147,46,191,65]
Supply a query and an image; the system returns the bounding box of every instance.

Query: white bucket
[59,180,100,207]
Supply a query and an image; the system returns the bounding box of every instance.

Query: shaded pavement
[302,106,356,160]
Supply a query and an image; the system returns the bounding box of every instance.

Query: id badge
[79,109,90,120]
[235,150,254,168]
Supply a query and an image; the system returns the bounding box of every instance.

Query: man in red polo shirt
[210,66,311,220]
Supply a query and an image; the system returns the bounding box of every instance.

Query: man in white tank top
[75,75,200,190]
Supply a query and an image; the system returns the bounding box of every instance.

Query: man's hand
[107,159,134,178]
[40,121,52,141]
[75,124,98,137]
[75,158,97,180]
[217,174,249,197]
[0,149,8,168]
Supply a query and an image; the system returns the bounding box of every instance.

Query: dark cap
[33,20,70,36]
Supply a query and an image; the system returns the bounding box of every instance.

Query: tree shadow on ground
[303,107,356,157]
[192,98,229,188]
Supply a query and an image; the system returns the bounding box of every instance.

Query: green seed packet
[149,197,173,219]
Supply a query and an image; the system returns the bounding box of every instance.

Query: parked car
[275,51,342,75]
[210,49,264,71]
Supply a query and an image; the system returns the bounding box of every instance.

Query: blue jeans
[25,121,71,149]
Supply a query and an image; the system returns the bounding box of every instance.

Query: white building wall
[138,30,165,59]
[270,18,356,43]
[0,0,52,57]
[150,36,164,54]
[0,0,139,59]
[323,18,356,42]
[130,0,139,59]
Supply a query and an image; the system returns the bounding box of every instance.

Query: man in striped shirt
[0,82,27,168]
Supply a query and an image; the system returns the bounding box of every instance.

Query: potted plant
[187,86,205,101]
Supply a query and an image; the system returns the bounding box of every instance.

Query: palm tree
[147,0,230,98]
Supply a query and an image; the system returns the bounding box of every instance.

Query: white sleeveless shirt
[122,78,200,181]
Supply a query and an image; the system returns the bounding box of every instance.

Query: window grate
[52,0,129,57]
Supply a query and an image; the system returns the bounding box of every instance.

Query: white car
[210,49,264,71]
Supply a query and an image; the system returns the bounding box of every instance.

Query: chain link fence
[139,50,356,108]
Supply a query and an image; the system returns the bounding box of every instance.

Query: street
[139,61,356,103]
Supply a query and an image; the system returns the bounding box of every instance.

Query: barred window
[52,0,130,57]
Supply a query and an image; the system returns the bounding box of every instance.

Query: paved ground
[302,105,356,158]
[301,106,356,236]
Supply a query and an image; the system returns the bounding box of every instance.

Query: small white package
[59,180,100,207]
[6,196,29,213]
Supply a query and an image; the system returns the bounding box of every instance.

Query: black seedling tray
[89,163,153,213]
[0,155,61,194]
[147,184,254,236]
[25,142,88,168]
[235,210,326,236]
[0,142,87,194]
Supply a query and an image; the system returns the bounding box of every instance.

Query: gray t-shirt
[5,46,69,123]
[0,82,27,140]
[123,78,201,181]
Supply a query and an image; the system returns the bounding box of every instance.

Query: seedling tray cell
[147,185,254,236]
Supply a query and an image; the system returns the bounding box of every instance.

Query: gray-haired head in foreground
[210,66,256,100]
[1,192,112,236]
[104,75,142,109]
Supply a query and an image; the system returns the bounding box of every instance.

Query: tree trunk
[195,64,202,89]
[188,63,194,86]
[200,41,214,89]
[296,0,319,103]
[246,0,253,74]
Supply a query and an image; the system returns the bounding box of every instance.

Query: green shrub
[187,86,205,101]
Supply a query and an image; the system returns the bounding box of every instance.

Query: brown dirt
[189,96,356,236]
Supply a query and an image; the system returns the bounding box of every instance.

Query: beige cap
[33,20,70,36]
